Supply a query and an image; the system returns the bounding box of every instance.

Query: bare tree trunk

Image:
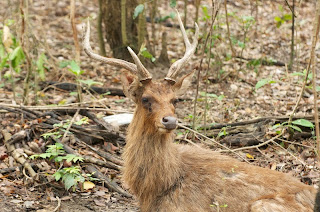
[195,0,201,24]
[150,0,157,54]
[137,0,146,49]
[103,0,138,60]
[70,0,80,63]
[98,0,106,56]
[121,0,128,46]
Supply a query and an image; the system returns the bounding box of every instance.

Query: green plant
[228,13,255,59]
[60,60,85,102]
[217,126,229,139]
[272,118,314,134]
[139,46,156,62]
[0,22,25,100]
[291,69,320,91]
[255,78,276,90]
[133,4,144,19]
[246,59,261,74]
[274,5,292,28]
[30,142,88,191]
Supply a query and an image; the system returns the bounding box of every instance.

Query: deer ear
[121,71,140,102]
[172,70,194,95]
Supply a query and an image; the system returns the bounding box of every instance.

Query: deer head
[83,10,199,134]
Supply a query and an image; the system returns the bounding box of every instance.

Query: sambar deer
[83,10,316,212]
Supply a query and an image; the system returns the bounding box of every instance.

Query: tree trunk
[103,0,138,60]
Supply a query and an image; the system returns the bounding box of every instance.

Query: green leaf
[9,46,25,73]
[288,125,302,132]
[140,48,155,62]
[133,4,144,19]
[272,123,281,130]
[274,16,282,22]
[291,72,305,77]
[68,60,83,76]
[169,0,176,8]
[9,46,23,61]
[63,174,77,190]
[0,54,9,70]
[36,53,47,81]
[5,19,15,26]
[53,171,63,181]
[59,60,71,68]
[255,78,276,90]
[292,119,314,128]
[237,40,245,49]
[115,99,126,103]
[78,79,103,87]
[0,42,6,58]
[283,14,292,21]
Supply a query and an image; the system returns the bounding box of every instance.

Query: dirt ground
[0,0,320,211]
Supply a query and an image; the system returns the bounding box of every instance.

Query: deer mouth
[158,127,175,133]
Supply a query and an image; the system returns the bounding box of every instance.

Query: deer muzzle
[161,116,177,130]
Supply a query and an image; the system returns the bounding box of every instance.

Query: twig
[77,138,123,166]
[192,1,220,133]
[85,165,132,197]
[53,196,61,212]
[271,140,306,166]
[284,0,297,18]
[0,103,130,113]
[61,109,80,142]
[178,123,249,163]
[204,1,215,135]
[224,0,235,56]
[311,0,320,159]
[289,0,295,70]
[219,132,283,152]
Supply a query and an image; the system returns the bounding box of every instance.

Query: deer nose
[161,116,177,130]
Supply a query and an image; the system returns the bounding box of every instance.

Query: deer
[83,10,317,212]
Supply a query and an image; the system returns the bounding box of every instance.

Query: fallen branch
[2,130,37,178]
[85,165,131,198]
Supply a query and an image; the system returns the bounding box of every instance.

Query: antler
[83,20,152,82]
[165,9,199,84]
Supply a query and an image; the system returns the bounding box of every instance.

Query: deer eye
[142,97,149,104]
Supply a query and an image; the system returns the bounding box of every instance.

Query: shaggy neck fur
[122,107,183,210]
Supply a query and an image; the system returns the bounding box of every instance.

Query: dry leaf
[2,25,13,52]
[246,153,254,160]
[83,181,95,190]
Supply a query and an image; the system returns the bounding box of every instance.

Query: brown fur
[122,77,316,212]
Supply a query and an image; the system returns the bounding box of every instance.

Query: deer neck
[123,109,183,204]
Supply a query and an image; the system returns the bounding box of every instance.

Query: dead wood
[85,165,131,198]
[76,137,123,166]
[0,105,122,143]
[54,137,121,171]
[197,115,319,146]
[6,130,28,145]
[203,115,319,130]
[0,163,37,174]
[1,130,37,178]
[79,110,114,132]
[235,56,286,66]
[40,81,125,96]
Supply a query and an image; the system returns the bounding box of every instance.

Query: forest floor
[0,0,320,211]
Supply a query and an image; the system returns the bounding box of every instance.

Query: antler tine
[83,19,138,75]
[165,9,199,83]
[127,47,152,82]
